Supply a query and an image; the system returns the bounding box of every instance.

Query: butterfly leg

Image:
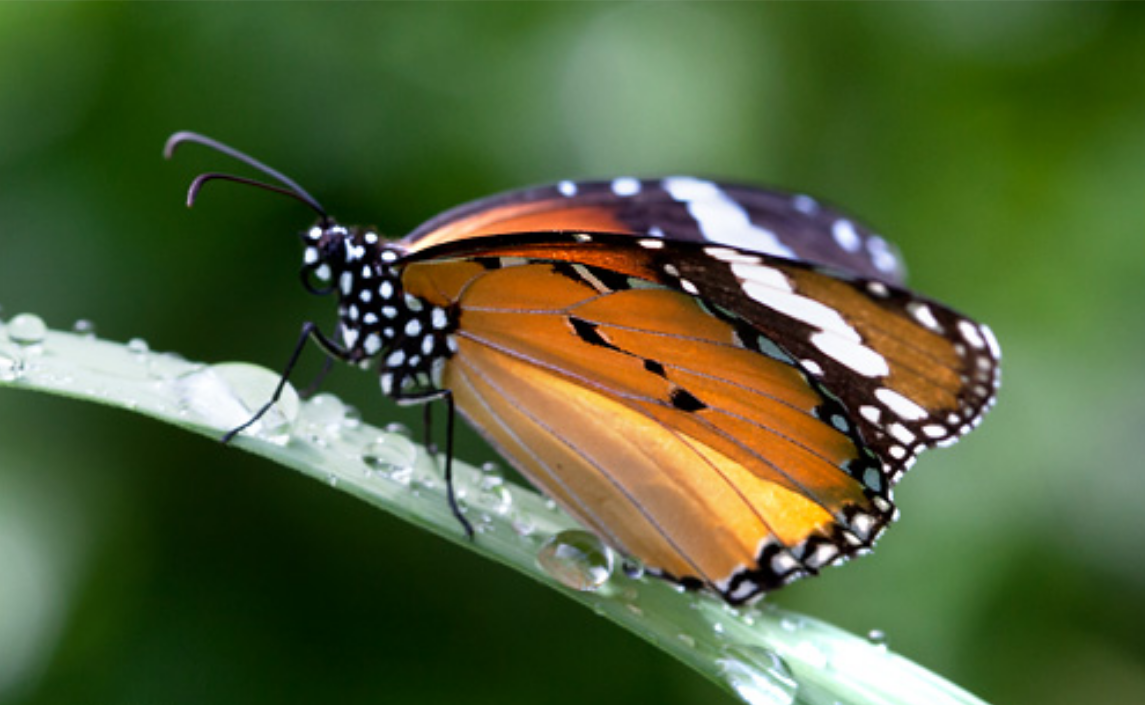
[422,403,440,455]
[222,321,347,444]
[298,355,336,399]
[393,388,474,541]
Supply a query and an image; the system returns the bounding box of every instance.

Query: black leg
[441,390,474,540]
[423,402,439,456]
[393,387,474,540]
[300,355,336,398]
[223,321,343,444]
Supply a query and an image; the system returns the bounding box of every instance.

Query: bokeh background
[2,4,1144,704]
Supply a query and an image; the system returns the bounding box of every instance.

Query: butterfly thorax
[299,223,459,398]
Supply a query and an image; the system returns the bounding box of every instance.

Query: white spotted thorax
[301,223,458,397]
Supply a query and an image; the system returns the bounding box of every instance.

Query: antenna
[164,131,328,222]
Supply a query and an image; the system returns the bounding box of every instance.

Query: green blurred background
[2,4,1144,704]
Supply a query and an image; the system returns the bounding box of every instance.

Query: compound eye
[301,265,335,295]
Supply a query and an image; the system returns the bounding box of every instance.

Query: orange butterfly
[167,133,999,604]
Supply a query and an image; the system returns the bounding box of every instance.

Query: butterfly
[165,132,1000,605]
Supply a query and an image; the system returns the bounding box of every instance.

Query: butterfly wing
[401,254,894,603]
[401,177,906,284]
[397,233,999,601]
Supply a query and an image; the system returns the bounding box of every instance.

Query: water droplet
[621,557,645,579]
[341,404,361,428]
[384,422,413,439]
[327,474,339,487]
[126,337,150,356]
[0,349,22,382]
[537,530,613,592]
[299,393,347,434]
[72,319,96,337]
[478,479,512,515]
[361,434,418,485]
[677,633,697,648]
[480,461,501,475]
[716,646,798,705]
[510,517,536,537]
[867,629,888,650]
[7,313,46,346]
[175,362,299,444]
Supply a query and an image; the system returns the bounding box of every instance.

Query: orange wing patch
[406,202,635,252]
[405,259,892,602]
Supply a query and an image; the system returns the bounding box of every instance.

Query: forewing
[401,231,1000,481]
[401,177,905,283]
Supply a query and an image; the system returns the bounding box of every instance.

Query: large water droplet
[7,313,46,346]
[537,530,613,592]
[298,393,348,438]
[175,362,299,444]
[716,646,798,705]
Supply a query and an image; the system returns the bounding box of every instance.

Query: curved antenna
[164,131,328,220]
[185,172,327,214]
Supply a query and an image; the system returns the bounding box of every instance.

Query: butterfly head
[298,221,385,294]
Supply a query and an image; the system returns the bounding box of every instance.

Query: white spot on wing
[832,219,862,253]
[705,247,761,265]
[730,262,792,292]
[557,180,577,197]
[908,302,942,333]
[662,176,796,257]
[611,177,641,197]
[810,332,890,377]
[739,281,857,338]
[889,423,916,445]
[982,323,1001,359]
[792,194,818,214]
[875,388,929,421]
[922,424,948,439]
[801,359,823,376]
[958,320,986,350]
[866,235,898,273]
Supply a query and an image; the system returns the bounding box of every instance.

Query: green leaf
[0,313,991,705]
